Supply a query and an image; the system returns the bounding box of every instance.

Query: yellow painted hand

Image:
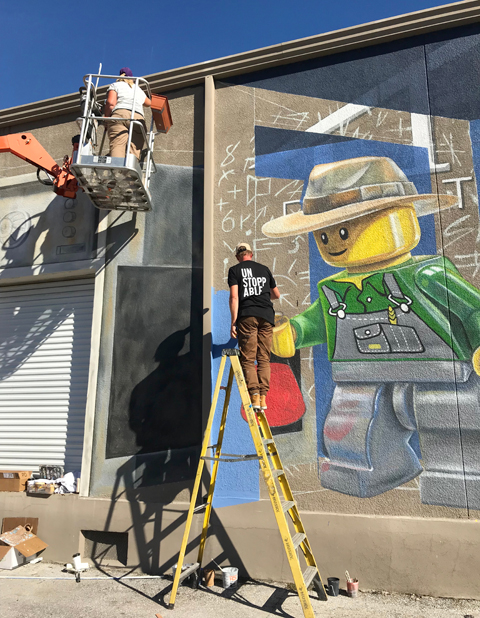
[272,315,296,358]
[473,346,480,376]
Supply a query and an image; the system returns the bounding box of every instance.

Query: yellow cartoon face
[313,204,421,270]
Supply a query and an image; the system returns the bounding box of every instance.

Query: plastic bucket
[222,567,238,588]
[327,577,340,596]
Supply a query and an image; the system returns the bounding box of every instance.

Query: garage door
[0,278,94,473]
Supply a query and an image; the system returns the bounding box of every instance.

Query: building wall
[0,86,206,556]
[85,85,205,500]
[211,24,480,522]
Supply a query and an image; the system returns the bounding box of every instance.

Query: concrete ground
[1,562,479,618]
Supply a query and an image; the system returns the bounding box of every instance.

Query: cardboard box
[151,94,173,133]
[2,518,38,536]
[0,471,31,492]
[27,480,55,495]
[0,525,48,570]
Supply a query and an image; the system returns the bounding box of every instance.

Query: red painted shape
[323,414,356,441]
[241,363,306,427]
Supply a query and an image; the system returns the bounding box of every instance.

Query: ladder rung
[272,469,284,478]
[303,566,318,589]
[222,348,240,356]
[201,454,261,462]
[178,562,200,583]
[282,500,295,513]
[193,503,210,513]
[291,532,306,550]
[263,438,275,446]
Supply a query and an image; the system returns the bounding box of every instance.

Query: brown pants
[107,109,146,159]
[237,316,273,396]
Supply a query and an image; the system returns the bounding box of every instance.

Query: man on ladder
[168,245,327,618]
[228,242,281,411]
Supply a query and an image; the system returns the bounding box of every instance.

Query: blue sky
[2,0,451,110]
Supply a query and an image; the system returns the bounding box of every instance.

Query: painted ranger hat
[262,156,457,238]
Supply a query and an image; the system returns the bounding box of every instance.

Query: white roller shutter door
[0,278,94,472]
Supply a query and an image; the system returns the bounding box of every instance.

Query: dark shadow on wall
[93,451,246,595]
[0,192,97,273]
[0,195,138,378]
[129,328,201,454]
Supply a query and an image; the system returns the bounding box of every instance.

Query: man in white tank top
[104,68,151,159]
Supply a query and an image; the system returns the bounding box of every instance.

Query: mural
[263,155,480,509]
[212,27,480,514]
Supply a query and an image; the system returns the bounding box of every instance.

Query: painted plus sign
[227,185,243,199]
[217,198,229,211]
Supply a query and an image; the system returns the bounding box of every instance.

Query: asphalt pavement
[1,562,479,618]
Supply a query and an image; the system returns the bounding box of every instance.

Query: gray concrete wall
[2,491,480,600]
[88,86,205,499]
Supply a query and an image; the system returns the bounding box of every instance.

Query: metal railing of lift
[77,74,157,183]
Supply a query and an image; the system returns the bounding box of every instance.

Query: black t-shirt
[228,260,277,325]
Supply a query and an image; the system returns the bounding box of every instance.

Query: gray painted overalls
[319,273,480,509]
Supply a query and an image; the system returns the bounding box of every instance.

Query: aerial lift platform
[0,71,172,212]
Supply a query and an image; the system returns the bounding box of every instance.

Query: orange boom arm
[0,132,79,199]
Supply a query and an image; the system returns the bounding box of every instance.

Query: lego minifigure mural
[263,155,480,509]
[212,31,480,512]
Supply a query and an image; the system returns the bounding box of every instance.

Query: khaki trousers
[237,316,273,396]
[107,109,146,159]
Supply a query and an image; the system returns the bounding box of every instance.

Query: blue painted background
[210,289,260,507]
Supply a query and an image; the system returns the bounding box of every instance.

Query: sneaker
[260,395,267,410]
[251,393,261,409]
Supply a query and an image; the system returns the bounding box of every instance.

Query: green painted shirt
[291,255,480,361]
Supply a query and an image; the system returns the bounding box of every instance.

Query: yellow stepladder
[168,349,327,617]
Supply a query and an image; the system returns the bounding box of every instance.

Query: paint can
[222,566,238,588]
[347,578,359,598]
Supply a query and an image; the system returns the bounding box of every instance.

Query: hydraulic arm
[0,132,79,199]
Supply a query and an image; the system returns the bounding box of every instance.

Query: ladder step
[272,469,284,478]
[177,562,200,583]
[193,502,210,513]
[291,532,306,550]
[282,500,295,513]
[303,566,318,589]
[201,454,261,462]
[263,438,275,446]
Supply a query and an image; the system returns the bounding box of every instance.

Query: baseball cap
[234,242,252,255]
[119,67,133,77]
